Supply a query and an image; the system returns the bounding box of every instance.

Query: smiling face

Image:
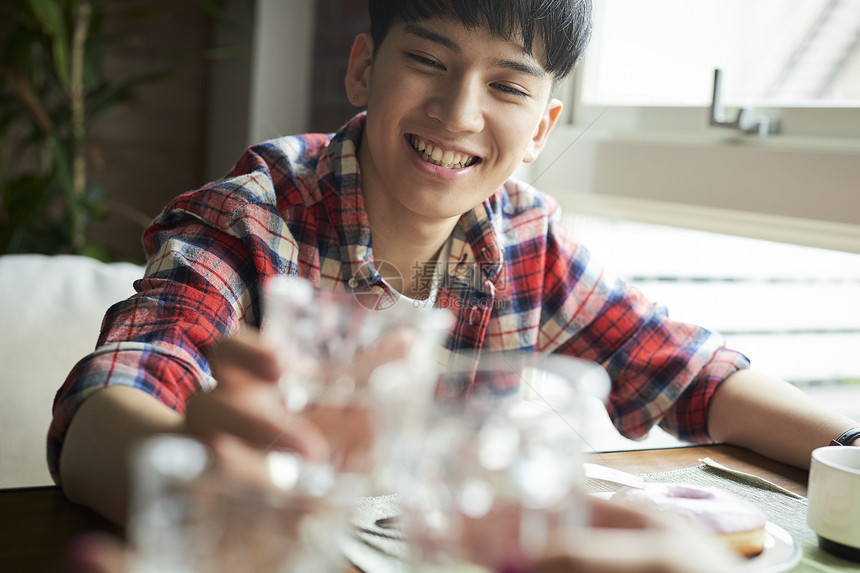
[346,17,563,225]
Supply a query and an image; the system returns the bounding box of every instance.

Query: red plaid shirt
[48,113,749,481]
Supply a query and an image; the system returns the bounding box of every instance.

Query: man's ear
[522,98,563,163]
[345,33,374,107]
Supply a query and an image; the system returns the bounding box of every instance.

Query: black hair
[368,0,592,82]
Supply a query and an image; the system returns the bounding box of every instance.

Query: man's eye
[493,83,528,98]
[406,53,444,70]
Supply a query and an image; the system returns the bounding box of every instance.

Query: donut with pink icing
[611,483,767,558]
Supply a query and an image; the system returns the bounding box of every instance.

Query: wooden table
[0,444,808,572]
[0,485,122,572]
[589,443,809,497]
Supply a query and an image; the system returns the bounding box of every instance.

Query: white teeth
[410,136,473,169]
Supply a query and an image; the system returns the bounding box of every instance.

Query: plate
[588,494,800,572]
[354,494,802,573]
[736,522,801,573]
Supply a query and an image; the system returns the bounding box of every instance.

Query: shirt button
[347,278,359,288]
[371,285,384,295]
[468,307,481,325]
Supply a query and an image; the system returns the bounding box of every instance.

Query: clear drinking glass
[262,275,454,481]
[129,278,455,573]
[261,276,457,569]
[381,351,610,571]
[262,277,381,412]
[128,434,346,573]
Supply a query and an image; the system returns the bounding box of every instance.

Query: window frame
[527,58,860,255]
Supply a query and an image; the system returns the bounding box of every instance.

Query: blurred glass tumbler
[128,435,344,573]
[262,276,381,412]
[262,275,454,478]
[377,351,610,571]
[807,445,860,562]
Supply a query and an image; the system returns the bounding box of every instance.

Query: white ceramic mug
[807,445,860,562]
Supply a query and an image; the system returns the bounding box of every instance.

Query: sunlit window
[583,0,860,107]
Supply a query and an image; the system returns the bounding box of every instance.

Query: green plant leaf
[83,184,108,217]
[3,0,231,258]
[79,241,110,261]
[2,173,50,220]
[85,67,168,120]
[0,172,57,253]
[0,109,18,136]
[26,0,71,90]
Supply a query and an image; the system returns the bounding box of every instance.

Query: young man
[51,0,857,547]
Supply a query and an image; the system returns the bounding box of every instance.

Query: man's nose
[426,76,485,134]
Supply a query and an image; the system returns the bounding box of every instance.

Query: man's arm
[58,331,330,526]
[59,386,185,525]
[707,368,859,469]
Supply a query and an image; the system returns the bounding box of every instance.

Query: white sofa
[0,254,144,488]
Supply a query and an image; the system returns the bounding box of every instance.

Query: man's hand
[545,496,741,573]
[500,496,739,573]
[186,326,415,481]
[184,329,329,488]
[58,329,332,524]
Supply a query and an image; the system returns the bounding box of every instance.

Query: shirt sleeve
[46,172,289,483]
[539,217,750,443]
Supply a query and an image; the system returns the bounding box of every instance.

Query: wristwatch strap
[830,427,860,446]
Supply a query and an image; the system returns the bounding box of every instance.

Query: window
[528,0,860,254]
[565,213,860,451]
[585,0,860,108]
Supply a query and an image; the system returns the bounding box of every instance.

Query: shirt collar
[448,192,506,289]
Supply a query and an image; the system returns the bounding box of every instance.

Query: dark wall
[310,0,369,133]
[89,0,213,262]
[91,0,371,261]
